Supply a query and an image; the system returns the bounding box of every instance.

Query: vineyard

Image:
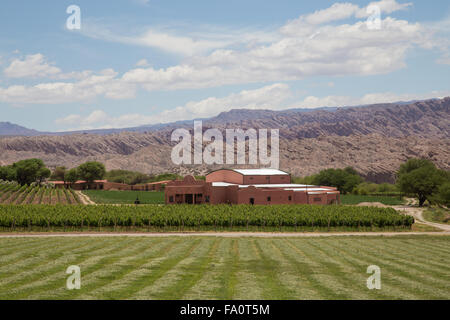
[0,204,414,232]
[0,182,81,205]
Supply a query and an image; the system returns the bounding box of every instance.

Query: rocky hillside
[0,97,449,183]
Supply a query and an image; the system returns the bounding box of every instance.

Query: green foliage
[430,182,450,207]
[149,172,182,182]
[396,158,447,206]
[50,166,66,181]
[0,166,16,181]
[65,168,79,184]
[312,167,362,194]
[82,190,164,204]
[0,204,413,229]
[353,182,398,195]
[77,161,106,183]
[106,169,152,185]
[340,194,404,205]
[12,158,48,185]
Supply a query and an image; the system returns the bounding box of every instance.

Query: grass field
[423,208,450,225]
[341,195,404,205]
[82,190,164,204]
[0,235,448,300]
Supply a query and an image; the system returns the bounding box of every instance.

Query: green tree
[77,161,106,183]
[65,168,79,185]
[12,159,48,185]
[430,182,450,207]
[0,166,16,181]
[37,167,51,184]
[397,159,445,206]
[50,166,67,181]
[313,167,362,194]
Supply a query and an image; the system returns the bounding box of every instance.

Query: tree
[396,159,445,206]
[65,168,79,185]
[0,166,16,181]
[77,161,106,184]
[313,167,362,194]
[37,167,51,184]
[50,166,67,181]
[12,159,48,185]
[430,182,450,207]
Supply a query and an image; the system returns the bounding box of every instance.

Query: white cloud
[4,54,61,78]
[304,3,360,25]
[53,83,450,130]
[2,1,446,105]
[0,68,135,104]
[290,90,450,109]
[356,0,413,18]
[54,83,292,129]
[136,59,150,67]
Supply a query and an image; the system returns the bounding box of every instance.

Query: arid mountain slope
[0,98,449,183]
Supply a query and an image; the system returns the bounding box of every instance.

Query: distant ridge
[0,97,449,183]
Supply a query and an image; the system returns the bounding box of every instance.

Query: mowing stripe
[376,240,450,271]
[210,238,240,300]
[349,239,450,294]
[84,238,184,299]
[34,238,167,300]
[303,239,376,299]
[257,239,321,299]
[322,239,422,299]
[284,239,355,299]
[114,239,202,300]
[0,238,95,284]
[182,238,233,299]
[155,238,221,300]
[134,239,215,299]
[270,239,330,299]
[0,238,140,299]
[337,239,449,299]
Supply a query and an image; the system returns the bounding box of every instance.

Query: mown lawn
[0,236,448,300]
[341,194,405,205]
[82,190,164,204]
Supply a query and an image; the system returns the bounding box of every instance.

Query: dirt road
[75,191,96,205]
[0,231,448,238]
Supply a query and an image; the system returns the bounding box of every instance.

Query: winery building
[165,169,340,205]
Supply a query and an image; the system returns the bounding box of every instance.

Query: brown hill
[0,98,449,183]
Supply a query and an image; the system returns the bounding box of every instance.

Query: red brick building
[165,169,340,205]
[52,180,171,191]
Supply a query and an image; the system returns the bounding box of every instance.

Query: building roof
[232,169,289,176]
[51,180,107,184]
[211,182,326,190]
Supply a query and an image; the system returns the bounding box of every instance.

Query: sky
[0,0,449,132]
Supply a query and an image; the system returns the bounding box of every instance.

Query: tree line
[293,158,449,207]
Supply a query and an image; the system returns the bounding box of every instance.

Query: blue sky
[0,0,449,131]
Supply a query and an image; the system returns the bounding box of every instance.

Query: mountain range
[0,97,449,183]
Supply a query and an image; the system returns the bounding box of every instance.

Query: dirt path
[393,204,450,232]
[75,191,96,205]
[0,231,448,238]
[356,198,450,232]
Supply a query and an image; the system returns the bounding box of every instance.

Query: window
[314,197,322,202]
[267,196,271,202]
[205,195,210,203]
[169,196,174,203]
[288,196,292,201]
